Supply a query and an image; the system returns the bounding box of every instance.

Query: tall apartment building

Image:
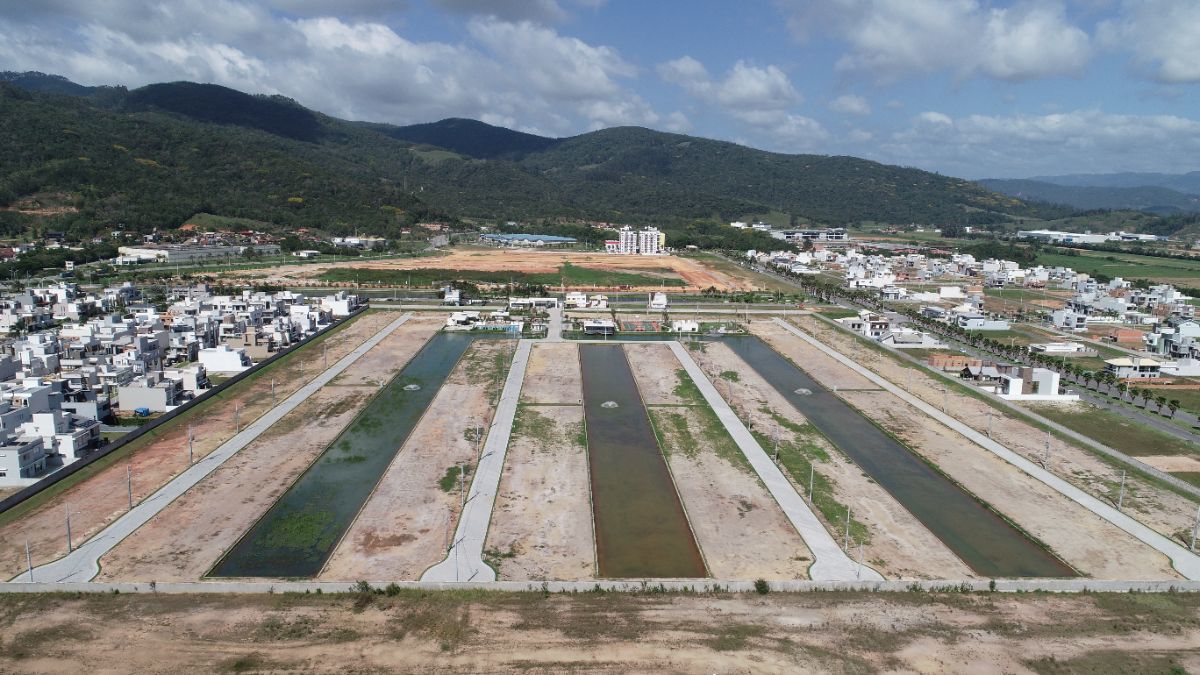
[605,226,665,255]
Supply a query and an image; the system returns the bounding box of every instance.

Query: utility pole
[271,379,276,406]
[65,506,73,553]
[25,538,33,582]
[1190,505,1199,552]
[808,463,814,499]
[941,387,947,412]
[772,429,779,463]
[234,403,240,434]
[126,464,133,509]
[986,412,992,439]
[1117,470,1127,511]
[844,507,851,549]
[856,539,864,580]
[459,462,466,512]
[323,342,328,368]
[188,424,195,465]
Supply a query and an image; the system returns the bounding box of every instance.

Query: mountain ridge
[0,74,1067,240]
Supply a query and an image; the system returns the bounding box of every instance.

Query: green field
[1034,250,1200,284]
[1026,403,1195,457]
[319,263,686,288]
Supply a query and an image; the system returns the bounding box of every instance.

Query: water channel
[209,332,484,578]
[579,344,708,578]
[722,335,1077,578]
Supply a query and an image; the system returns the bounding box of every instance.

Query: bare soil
[487,343,593,580]
[0,311,402,580]
[788,315,1200,556]
[627,344,814,580]
[2,591,1197,673]
[518,342,583,405]
[92,320,442,582]
[486,404,594,580]
[320,339,516,580]
[688,340,974,580]
[229,249,752,292]
[756,318,1179,580]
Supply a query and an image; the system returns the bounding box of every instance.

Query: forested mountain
[979,178,1200,214]
[1030,172,1200,195]
[0,76,1063,241]
[363,118,559,159]
[0,71,99,97]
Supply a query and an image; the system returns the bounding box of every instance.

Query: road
[14,314,415,584]
[773,318,1200,580]
[668,342,882,582]
[422,339,532,582]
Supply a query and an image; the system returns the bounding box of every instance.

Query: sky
[2,0,1199,179]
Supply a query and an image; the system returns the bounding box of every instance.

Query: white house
[198,345,252,373]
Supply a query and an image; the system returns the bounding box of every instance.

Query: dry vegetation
[1,589,1197,673]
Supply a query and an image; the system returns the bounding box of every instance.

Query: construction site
[4,245,1200,671]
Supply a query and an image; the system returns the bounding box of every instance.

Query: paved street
[422,339,532,582]
[14,314,414,584]
[669,342,882,582]
[773,318,1200,580]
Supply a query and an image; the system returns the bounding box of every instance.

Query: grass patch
[671,368,705,404]
[258,506,337,552]
[1171,472,1200,488]
[707,623,767,651]
[753,414,869,544]
[1027,403,1196,457]
[719,370,740,382]
[438,464,472,493]
[816,308,859,320]
[483,546,516,574]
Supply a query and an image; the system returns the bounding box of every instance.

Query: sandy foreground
[0,310,402,580]
[92,319,443,582]
[485,343,594,580]
[788,316,1200,556]
[320,339,516,580]
[626,343,814,580]
[2,590,1197,673]
[687,339,974,580]
[229,249,752,291]
[756,319,1181,580]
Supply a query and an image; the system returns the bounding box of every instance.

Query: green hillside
[0,77,1065,242]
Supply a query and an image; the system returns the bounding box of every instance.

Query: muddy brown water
[579,344,707,578]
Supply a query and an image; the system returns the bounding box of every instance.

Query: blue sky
[2,0,1199,178]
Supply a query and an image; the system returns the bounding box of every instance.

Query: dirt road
[0,311,401,580]
[320,339,516,580]
[93,319,442,581]
[2,590,1196,673]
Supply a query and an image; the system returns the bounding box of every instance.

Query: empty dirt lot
[93,319,442,582]
[2,590,1197,673]
[627,343,814,580]
[485,343,594,580]
[321,339,516,581]
[230,249,754,291]
[0,310,401,580]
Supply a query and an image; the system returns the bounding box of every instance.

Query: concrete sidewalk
[15,314,414,584]
[772,317,1200,581]
[422,339,532,582]
[668,342,882,582]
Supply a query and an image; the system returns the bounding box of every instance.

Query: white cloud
[431,0,569,23]
[663,111,692,133]
[0,5,657,136]
[883,109,1200,177]
[778,0,1092,82]
[715,61,801,109]
[1098,0,1200,83]
[829,94,870,116]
